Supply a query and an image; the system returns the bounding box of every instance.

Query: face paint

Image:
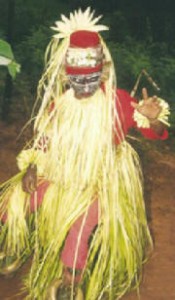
[68,72,102,99]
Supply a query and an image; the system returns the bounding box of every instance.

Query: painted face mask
[68,72,102,98]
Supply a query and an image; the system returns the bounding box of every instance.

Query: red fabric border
[65,64,103,75]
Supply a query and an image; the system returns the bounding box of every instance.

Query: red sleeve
[138,127,168,140]
[116,89,168,140]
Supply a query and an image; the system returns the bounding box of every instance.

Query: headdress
[65,30,103,75]
[50,7,108,75]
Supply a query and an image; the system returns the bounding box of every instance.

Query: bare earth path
[0,120,175,300]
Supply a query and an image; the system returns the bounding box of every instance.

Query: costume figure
[0,8,170,300]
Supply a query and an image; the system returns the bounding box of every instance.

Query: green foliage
[7,60,21,78]
[152,55,175,103]
[108,37,175,134]
[0,39,20,78]
[108,38,175,100]
[15,25,50,90]
[0,39,14,59]
[108,39,152,92]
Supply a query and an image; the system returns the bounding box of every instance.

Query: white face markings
[68,72,102,98]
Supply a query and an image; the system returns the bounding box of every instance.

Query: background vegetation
[0,0,174,139]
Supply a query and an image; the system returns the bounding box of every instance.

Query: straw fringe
[0,172,32,261]
[22,83,152,298]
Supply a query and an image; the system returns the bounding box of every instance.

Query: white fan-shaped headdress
[51,7,109,40]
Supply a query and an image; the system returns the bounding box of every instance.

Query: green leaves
[0,39,21,78]
[0,39,14,59]
[7,60,21,78]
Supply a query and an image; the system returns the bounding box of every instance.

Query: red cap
[70,30,100,48]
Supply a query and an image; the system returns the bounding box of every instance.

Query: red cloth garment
[30,180,50,212]
[61,200,99,269]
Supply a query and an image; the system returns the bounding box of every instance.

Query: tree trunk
[1,0,15,121]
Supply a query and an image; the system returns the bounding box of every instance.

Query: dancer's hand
[131,87,162,121]
[22,164,37,194]
[131,87,165,135]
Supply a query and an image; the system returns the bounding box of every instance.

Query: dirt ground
[0,119,175,300]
